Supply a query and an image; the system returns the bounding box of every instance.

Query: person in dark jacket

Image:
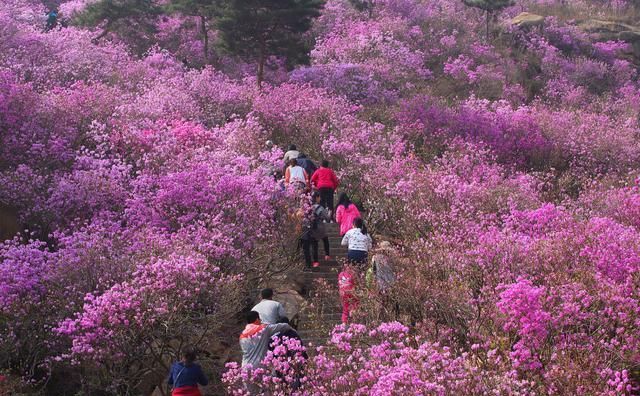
[296,153,317,176]
[300,192,331,267]
[45,9,58,31]
[269,317,307,359]
[269,317,308,390]
[167,347,208,396]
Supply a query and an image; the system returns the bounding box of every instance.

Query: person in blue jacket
[167,346,208,396]
[45,9,58,31]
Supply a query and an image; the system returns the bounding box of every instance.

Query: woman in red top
[311,160,339,217]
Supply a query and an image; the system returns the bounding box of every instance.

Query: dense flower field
[2,0,640,394]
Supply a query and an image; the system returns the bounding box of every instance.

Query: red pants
[341,293,359,323]
[172,386,202,396]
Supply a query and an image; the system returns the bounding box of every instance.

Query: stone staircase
[296,222,344,349]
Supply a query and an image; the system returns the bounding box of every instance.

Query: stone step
[305,262,340,267]
[298,312,342,321]
[303,274,338,279]
[304,268,339,274]
[303,264,340,271]
[303,271,338,278]
[298,312,342,322]
[318,259,341,265]
[303,273,338,279]
[298,319,341,329]
[323,255,346,261]
[323,256,346,262]
[298,327,339,338]
[303,270,338,277]
[304,265,340,272]
[303,275,338,282]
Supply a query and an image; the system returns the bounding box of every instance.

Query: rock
[578,19,639,38]
[275,289,307,321]
[510,12,544,29]
[578,19,640,62]
[620,30,640,42]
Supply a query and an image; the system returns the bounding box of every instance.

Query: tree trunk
[257,44,265,89]
[93,21,113,43]
[200,15,209,61]
[486,10,490,40]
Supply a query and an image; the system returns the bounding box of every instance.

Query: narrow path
[296,222,344,349]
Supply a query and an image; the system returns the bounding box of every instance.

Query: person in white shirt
[341,217,372,269]
[282,144,300,174]
[283,144,300,163]
[251,288,286,325]
[285,158,309,190]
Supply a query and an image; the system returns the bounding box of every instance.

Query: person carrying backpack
[240,311,292,369]
[300,192,331,267]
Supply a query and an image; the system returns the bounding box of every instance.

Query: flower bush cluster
[2,0,640,393]
[224,322,534,395]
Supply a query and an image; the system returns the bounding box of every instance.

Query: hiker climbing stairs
[297,222,344,349]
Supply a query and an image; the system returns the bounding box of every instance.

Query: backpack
[297,158,317,175]
[309,204,327,239]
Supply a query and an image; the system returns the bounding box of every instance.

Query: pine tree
[348,0,375,17]
[75,0,161,53]
[462,0,514,39]
[166,0,222,60]
[216,0,324,88]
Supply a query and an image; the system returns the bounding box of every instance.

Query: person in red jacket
[311,160,339,217]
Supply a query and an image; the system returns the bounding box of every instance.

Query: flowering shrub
[224,322,534,395]
[223,335,309,395]
[2,0,640,393]
[57,252,242,392]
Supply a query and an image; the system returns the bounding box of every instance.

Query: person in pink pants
[338,264,358,323]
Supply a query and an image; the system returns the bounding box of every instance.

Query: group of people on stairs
[281,144,400,328]
[240,289,306,393]
[282,143,394,324]
[164,143,396,395]
[165,289,304,395]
